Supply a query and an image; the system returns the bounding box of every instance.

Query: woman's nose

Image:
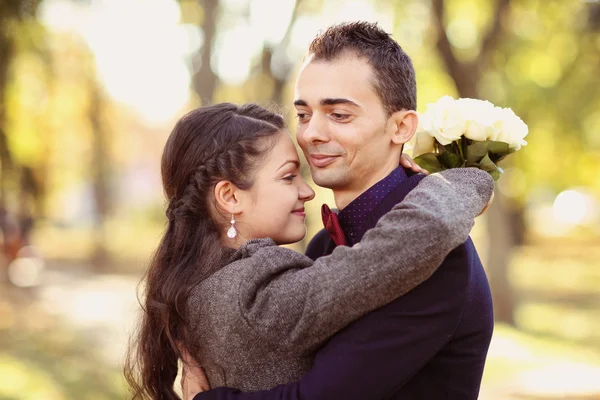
[299,179,315,202]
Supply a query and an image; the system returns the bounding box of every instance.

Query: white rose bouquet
[410,96,528,181]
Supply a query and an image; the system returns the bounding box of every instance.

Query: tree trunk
[0,27,14,282]
[485,193,517,325]
[0,0,42,283]
[260,46,288,106]
[193,0,220,104]
[265,0,303,105]
[431,0,518,325]
[88,76,110,270]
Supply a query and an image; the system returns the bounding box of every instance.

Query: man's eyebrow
[293,98,361,108]
[293,99,308,107]
[277,160,301,171]
[320,98,360,107]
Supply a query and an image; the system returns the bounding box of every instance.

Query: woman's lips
[292,208,306,217]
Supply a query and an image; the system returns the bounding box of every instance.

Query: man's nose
[301,114,329,144]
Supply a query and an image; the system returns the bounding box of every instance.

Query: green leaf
[439,150,464,168]
[478,153,503,181]
[490,153,508,164]
[486,141,511,156]
[435,141,446,154]
[466,142,489,164]
[461,138,470,158]
[478,153,496,170]
[489,169,502,181]
[414,153,443,173]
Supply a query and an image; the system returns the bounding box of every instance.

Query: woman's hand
[400,154,428,175]
[478,191,494,217]
[181,347,210,400]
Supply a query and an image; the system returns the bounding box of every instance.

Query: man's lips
[309,154,339,168]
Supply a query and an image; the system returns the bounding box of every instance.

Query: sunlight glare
[8,255,45,288]
[517,363,600,396]
[213,24,261,84]
[553,190,595,225]
[40,0,193,124]
[321,0,393,30]
[250,0,296,45]
[446,18,478,49]
[287,1,394,62]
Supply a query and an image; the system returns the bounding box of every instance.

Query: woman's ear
[388,109,419,145]
[214,181,241,215]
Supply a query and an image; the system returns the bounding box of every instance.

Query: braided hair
[125,103,285,399]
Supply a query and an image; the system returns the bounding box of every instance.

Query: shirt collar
[337,166,408,245]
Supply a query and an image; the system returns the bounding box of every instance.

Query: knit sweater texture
[187,168,494,391]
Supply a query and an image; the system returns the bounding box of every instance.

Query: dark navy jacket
[195,171,493,400]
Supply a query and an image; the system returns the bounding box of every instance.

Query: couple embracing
[125,21,495,400]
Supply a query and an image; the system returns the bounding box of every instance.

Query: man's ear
[387,109,419,145]
[214,180,242,216]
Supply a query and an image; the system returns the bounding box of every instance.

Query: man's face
[294,54,400,198]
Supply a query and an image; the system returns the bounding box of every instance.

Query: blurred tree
[257,0,305,105]
[43,32,117,269]
[184,0,306,106]
[194,0,220,104]
[432,0,517,325]
[429,0,600,324]
[0,0,44,280]
[87,67,111,269]
[5,12,117,269]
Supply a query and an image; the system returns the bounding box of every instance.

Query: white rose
[492,107,529,150]
[422,96,466,145]
[503,108,528,150]
[411,129,435,157]
[456,98,498,141]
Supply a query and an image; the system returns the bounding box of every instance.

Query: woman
[124,103,493,399]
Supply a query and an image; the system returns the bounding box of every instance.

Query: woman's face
[235,132,315,245]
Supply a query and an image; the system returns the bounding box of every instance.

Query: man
[188,21,493,399]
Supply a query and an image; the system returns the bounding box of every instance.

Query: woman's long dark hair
[124,103,285,399]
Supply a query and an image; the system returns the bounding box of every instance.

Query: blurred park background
[1,0,599,398]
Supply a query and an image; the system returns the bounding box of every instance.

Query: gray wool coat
[187,168,494,391]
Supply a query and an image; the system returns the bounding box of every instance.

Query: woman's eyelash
[283,174,297,181]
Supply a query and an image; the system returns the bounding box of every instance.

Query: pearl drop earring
[227,214,237,239]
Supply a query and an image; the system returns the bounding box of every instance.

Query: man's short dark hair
[308,21,416,115]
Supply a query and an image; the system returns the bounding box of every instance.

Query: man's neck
[333,162,399,210]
